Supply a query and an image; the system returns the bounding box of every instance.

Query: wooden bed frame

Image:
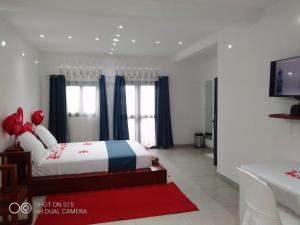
[32,162,167,196]
[5,145,167,196]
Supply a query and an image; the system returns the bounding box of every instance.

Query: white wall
[175,54,218,147]
[39,52,205,144]
[0,18,40,151]
[216,0,300,182]
[169,59,205,144]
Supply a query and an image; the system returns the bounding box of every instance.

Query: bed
[33,140,152,176]
[5,140,167,196]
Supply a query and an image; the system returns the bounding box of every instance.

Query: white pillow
[35,125,58,148]
[19,132,46,165]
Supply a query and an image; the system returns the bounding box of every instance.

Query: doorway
[204,77,218,166]
[204,80,213,147]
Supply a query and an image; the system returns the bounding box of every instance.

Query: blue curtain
[99,75,109,140]
[49,75,68,143]
[113,76,129,140]
[155,76,173,148]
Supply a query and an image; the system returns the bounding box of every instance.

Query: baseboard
[173,144,210,149]
[217,171,239,189]
[173,143,194,148]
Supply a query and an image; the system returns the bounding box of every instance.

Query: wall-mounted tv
[269,56,300,97]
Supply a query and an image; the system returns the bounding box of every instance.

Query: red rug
[35,182,198,225]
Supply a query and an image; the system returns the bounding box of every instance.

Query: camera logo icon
[9,202,32,214]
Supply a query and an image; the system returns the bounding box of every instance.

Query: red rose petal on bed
[47,155,60,160]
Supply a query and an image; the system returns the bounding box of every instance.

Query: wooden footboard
[32,162,167,196]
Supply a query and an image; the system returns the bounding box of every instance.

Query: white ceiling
[0,0,277,56]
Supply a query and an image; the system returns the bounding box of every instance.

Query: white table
[240,162,300,223]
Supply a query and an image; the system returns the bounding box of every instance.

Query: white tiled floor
[32,146,239,225]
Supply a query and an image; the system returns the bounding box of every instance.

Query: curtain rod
[47,74,161,85]
[114,66,159,70]
[115,67,159,77]
[59,65,102,76]
[49,64,161,80]
[58,66,159,70]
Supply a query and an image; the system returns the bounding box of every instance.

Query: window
[82,86,96,114]
[140,85,156,147]
[66,86,80,114]
[126,84,156,148]
[66,85,97,116]
[125,85,136,141]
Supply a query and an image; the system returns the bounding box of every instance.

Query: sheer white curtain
[140,85,156,148]
[66,77,100,142]
[125,85,136,141]
[125,74,157,148]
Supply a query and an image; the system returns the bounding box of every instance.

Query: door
[204,80,213,148]
[213,77,218,166]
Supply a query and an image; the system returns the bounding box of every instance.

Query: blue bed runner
[105,140,136,172]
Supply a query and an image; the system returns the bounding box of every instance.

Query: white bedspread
[33,140,152,177]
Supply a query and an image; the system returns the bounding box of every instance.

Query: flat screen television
[269,56,300,97]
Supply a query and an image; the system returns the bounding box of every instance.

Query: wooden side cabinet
[0,151,33,225]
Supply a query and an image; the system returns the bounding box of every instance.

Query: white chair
[237,167,282,225]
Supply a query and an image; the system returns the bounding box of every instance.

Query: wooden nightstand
[5,143,23,152]
[0,151,32,225]
[4,145,27,186]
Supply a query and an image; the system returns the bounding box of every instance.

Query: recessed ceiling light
[68,36,72,39]
[178,41,183,45]
[116,34,120,37]
[155,41,160,44]
[35,60,39,64]
[118,25,124,29]
[113,38,119,42]
[1,40,6,46]
[288,72,293,76]
[22,52,25,57]
[110,52,113,55]
[228,44,232,49]
[111,48,114,51]
[95,37,100,41]
[132,39,136,43]
[40,34,45,38]
[113,42,117,46]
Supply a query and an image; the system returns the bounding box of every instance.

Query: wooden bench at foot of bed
[32,162,167,196]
